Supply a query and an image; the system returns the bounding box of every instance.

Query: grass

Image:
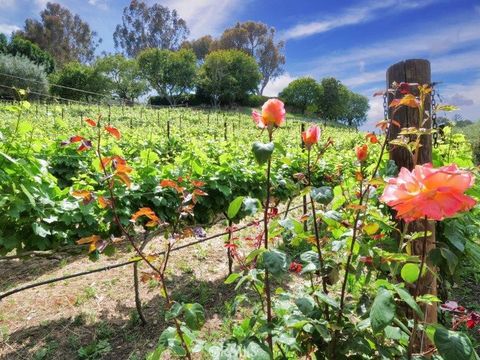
[74,286,97,306]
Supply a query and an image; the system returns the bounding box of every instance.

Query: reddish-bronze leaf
[85,118,97,127]
[105,125,121,140]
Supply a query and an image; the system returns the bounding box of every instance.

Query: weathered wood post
[386,59,436,353]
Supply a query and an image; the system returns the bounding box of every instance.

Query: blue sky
[1,0,479,126]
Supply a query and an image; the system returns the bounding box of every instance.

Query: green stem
[264,130,273,356]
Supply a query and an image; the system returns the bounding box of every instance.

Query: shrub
[7,36,55,74]
[0,53,48,100]
[49,62,109,101]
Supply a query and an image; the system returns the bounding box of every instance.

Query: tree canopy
[279,77,322,114]
[114,0,189,57]
[197,49,261,106]
[95,54,147,102]
[213,21,285,95]
[137,48,196,105]
[15,2,100,67]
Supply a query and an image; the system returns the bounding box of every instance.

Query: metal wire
[0,203,304,300]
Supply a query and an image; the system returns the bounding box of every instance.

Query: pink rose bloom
[302,125,321,150]
[380,163,476,222]
[252,99,286,129]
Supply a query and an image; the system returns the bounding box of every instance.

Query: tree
[95,54,147,102]
[49,62,109,101]
[197,49,261,106]
[181,35,214,61]
[15,2,100,67]
[0,34,7,54]
[341,91,369,128]
[0,53,48,100]
[114,0,189,58]
[7,36,55,74]
[279,77,322,114]
[215,21,285,95]
[137,48,196,105]
[317,77,345,122]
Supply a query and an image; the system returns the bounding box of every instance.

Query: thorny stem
[337,121,392,318]
[407,216,429,359]
[307,148,330,319]
[263,130,274,356]
[95,123,192,360]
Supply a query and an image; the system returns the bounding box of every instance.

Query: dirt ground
[0,219,258,360]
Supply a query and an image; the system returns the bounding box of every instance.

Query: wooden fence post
[386,59,436,353]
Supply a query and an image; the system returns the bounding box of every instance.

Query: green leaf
[440,247,459,275]
[394,286,423,318]
[434,327,474,360]
[244,340,270,360]
[262,249,288,276]
[444,222,466,252]
[227,196,244,219]
[225,273,241,284]
[400,263,420,284]
[183,303,205,330]
[32,223,50,238]
[295,296,315,315]
[370,287,396,333]
[314,291,340,309]
[311,186,334,205]
[165,302,183,321]
[20,184,35,207]
[252,141,274,165]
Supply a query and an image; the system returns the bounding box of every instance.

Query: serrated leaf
[252,141,274,165]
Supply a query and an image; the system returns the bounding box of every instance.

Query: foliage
[137,48,196,105]
[213,21,285,95]
[197,49,261,106]
[181,35,214,61]
[2,35,55,74]
[339,91,370,128]
[113,0,189,57]
[15,2,100,66]
[0,53,48,100]
[95,54,147,102]
[1,83,478,359]
[458,121,480,164]
[49,62,109,101]
[279,77,322,114]
[317,77,347,122]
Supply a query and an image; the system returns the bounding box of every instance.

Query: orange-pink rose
[302,125,321,150]
[380,163,476,222]
[252,99,286,129]
[356,144,368,162]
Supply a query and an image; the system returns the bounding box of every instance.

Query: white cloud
[281,0,438,40]
[0,23,20,34]
[34,0,49,8]
[88,0,108,10]
[439,79,480,121]
[163,0,246,39]
[263,73,297,97]
[0,0,16,9]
